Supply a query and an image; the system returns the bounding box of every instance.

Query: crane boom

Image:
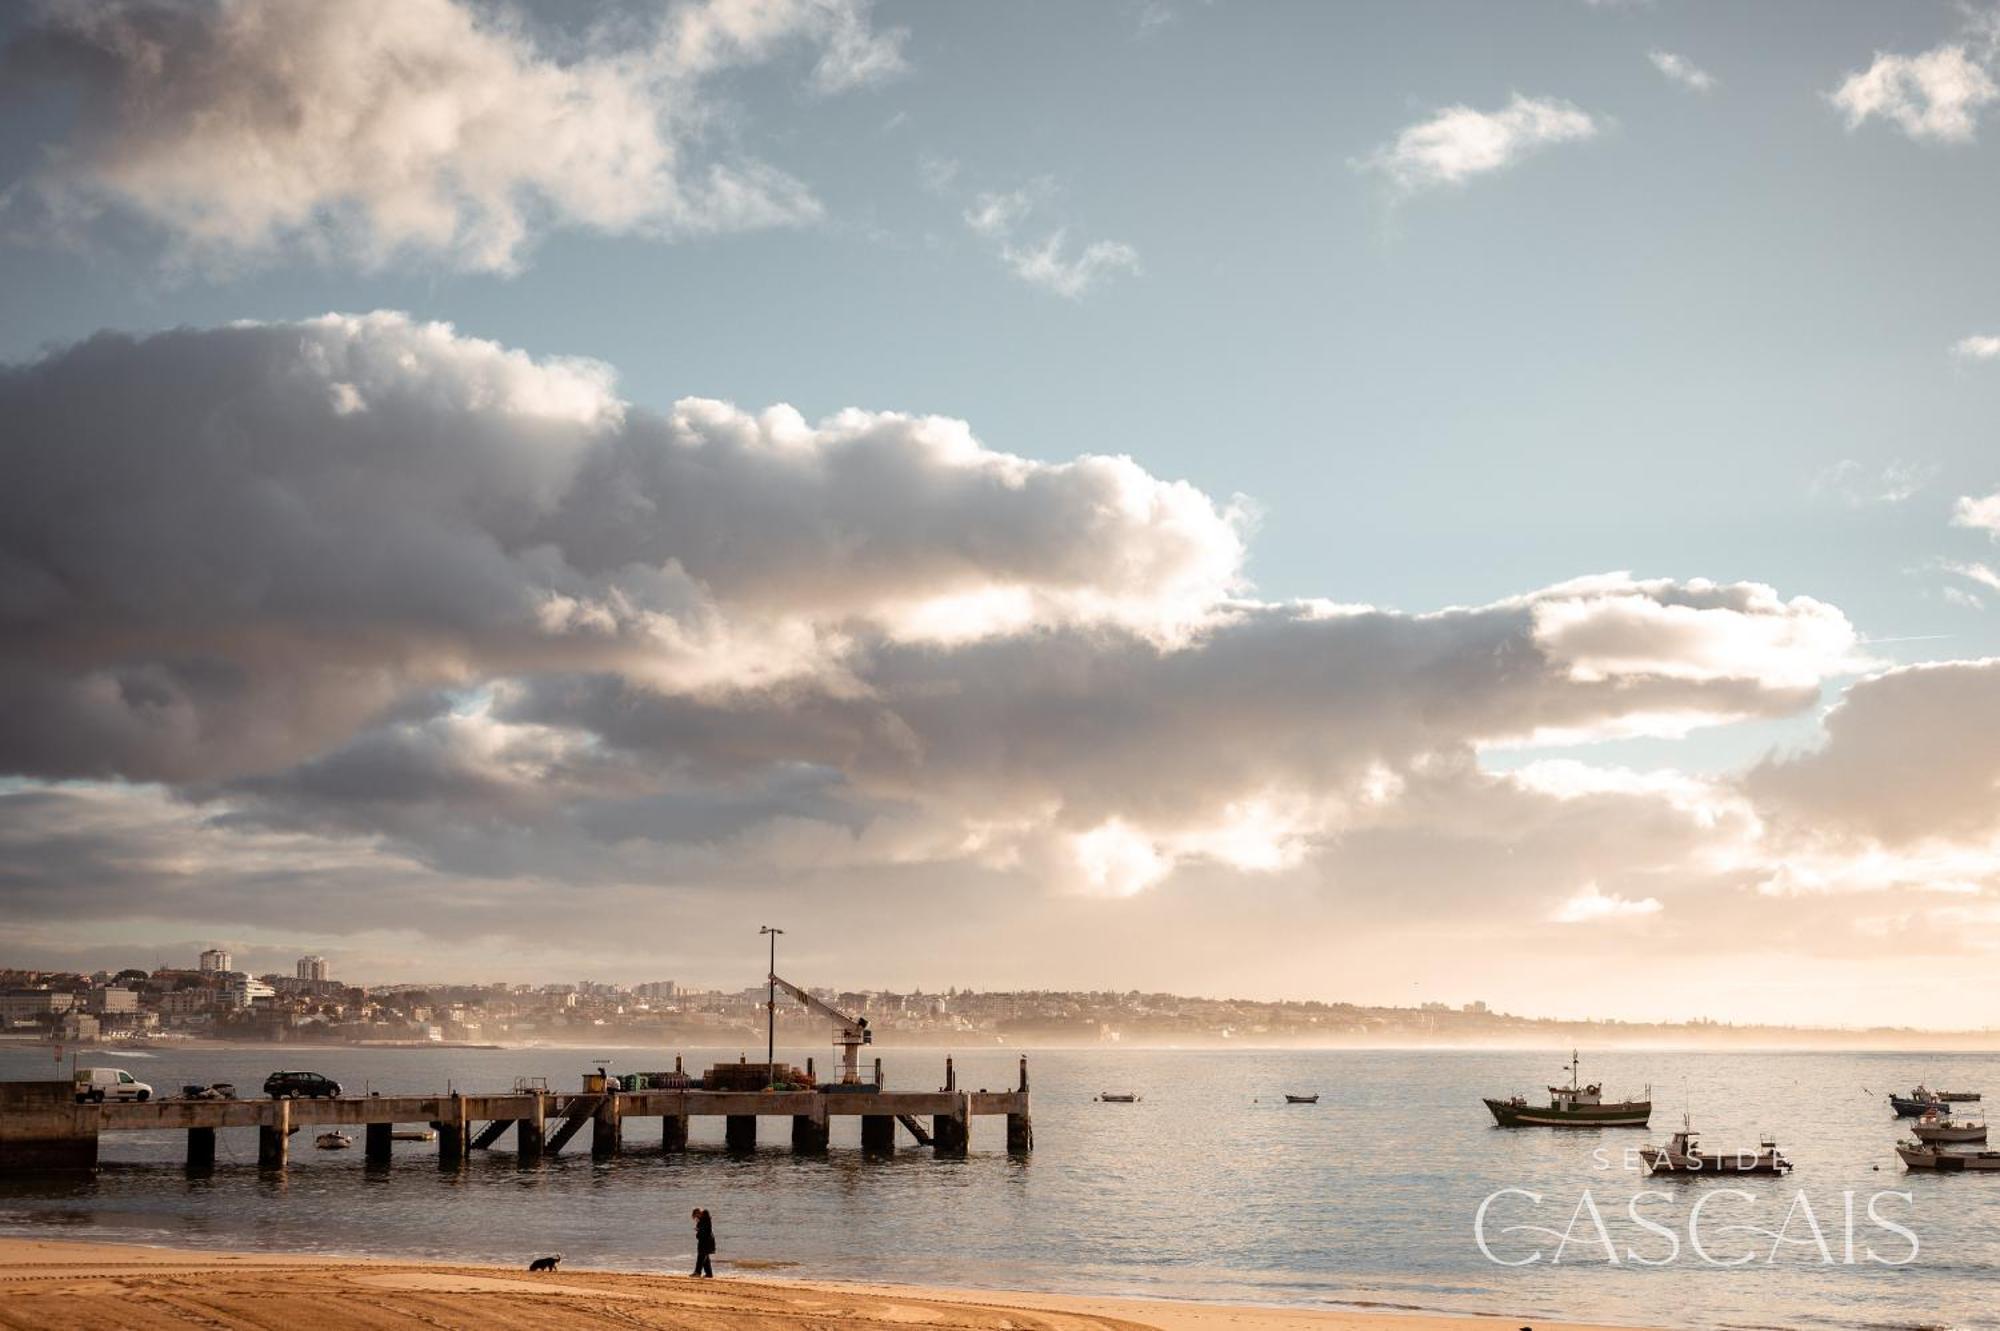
[770,973,872,1084]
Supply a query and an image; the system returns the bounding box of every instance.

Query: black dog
[527,1255,563,1273]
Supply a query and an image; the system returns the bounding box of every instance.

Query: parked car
[263,1070,342,1099]
[73,1067,153,1103]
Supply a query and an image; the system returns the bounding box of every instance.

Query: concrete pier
[1,1055,1033,1175]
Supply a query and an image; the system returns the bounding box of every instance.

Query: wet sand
[0,1237,1658,1331]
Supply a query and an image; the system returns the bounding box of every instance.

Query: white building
[87,987,138,1015]
[296,955,330,982]
[221,974,275,1008]
[198,948,232,973]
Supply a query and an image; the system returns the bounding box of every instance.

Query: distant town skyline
[6,1,2000,1027]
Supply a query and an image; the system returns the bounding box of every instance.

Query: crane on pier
[769,974,872,1085]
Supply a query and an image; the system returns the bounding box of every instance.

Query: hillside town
[3,952,1996,1050]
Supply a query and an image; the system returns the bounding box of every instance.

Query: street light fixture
[760,925,784,1086]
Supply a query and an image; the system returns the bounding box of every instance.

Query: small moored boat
[1934,1090,1982,1103]
[391,1129,436,1142]
[1912,1112,1987,1144]
[1284,1094,1319,1104]
[314,1131,353,1150]
[1096,1093,1140,1103]
[1890,1092,1946,1117]
[1898,1141,2000,1171]
[1639,1117,1791,1175]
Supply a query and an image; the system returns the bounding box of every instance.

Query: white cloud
[1649,51,1715,92]
[1830,44,1998,143]
[948,176,1140,299]
[1001,231,1144,300]
[1942,560,2000,592]
[1551,882,1664,923]
[2,0,906,273]
[1811,458,1936,506]
[1953,490,2000,536]
[1953,334,2000,359]
[1358,94,1599,193]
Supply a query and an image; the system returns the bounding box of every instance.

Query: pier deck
[0,1056,1032,1174]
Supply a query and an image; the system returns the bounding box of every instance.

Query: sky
[4,0,2000,1026]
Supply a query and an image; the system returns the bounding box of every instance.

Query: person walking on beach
[691,1207,716,1278]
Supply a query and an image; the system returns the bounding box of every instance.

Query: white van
[73,1067,153,1103]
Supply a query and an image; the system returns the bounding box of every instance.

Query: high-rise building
[296,955,330,982]
[198,948,231,973]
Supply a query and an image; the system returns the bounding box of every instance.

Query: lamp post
[760,925,783,1086]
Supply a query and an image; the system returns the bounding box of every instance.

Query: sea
[2,1043,1995,1330]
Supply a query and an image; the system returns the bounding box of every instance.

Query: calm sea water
[2,1044,1995,1329]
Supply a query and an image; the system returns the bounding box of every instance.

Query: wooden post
[873,1056,884,1090]
[860,1113,895,1154]
[592,1087,622,1156]
[1007,1056,1033,1154]
[725,1115,757,1151]
[258,1098,290,1170]
[186,1126,216,1172]
[364,1121,392,1165]
[517,1092,545,1162]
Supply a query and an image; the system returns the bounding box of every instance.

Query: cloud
[1357,94,1599,193]
[1942,560,2000,592]
[0,0,905,273]
[1000,231,1143,300]
[1953,334,2000,359]
[1551,882,1664,923]
[1649,50,1715,93]
[1750,658,2000,848]
[1830,44,1998,143]
[946,175,1140,298]
[1953,489,2000,536]
[25,316,1996,1005]
[1811,458,1937,506]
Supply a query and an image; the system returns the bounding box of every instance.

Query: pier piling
[437,1094,468,1168]
[517,1093,545,1162]
[1006,1057,1033,1154]
[186,1126,215,1172]
[662,1111,687,1153]
[365,1122,392,1164]
[725,1114,757,1151]
[592,1090,622,1156]
[791,1104,829,1154]
[932,1060,969,1156]
[258,1099,290,1170]
[860,1113,895,1154]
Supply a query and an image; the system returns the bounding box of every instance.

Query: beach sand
[0,1237,1656,1331]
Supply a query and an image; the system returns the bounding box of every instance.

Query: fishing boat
[314,1131,353,1150]
[1889,1091,1946,1117]
[1639,1116,1791,1175]
[1284,1094,1319,1104]
[1912,1112,1987,1144]
[1484,1051,1650,1128]
[1897,1141,2000,1171]
[1934,1090,1982,1103]
[1096,1093,1140,1103]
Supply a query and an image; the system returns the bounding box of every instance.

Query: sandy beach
[0,1237,1656,1331]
